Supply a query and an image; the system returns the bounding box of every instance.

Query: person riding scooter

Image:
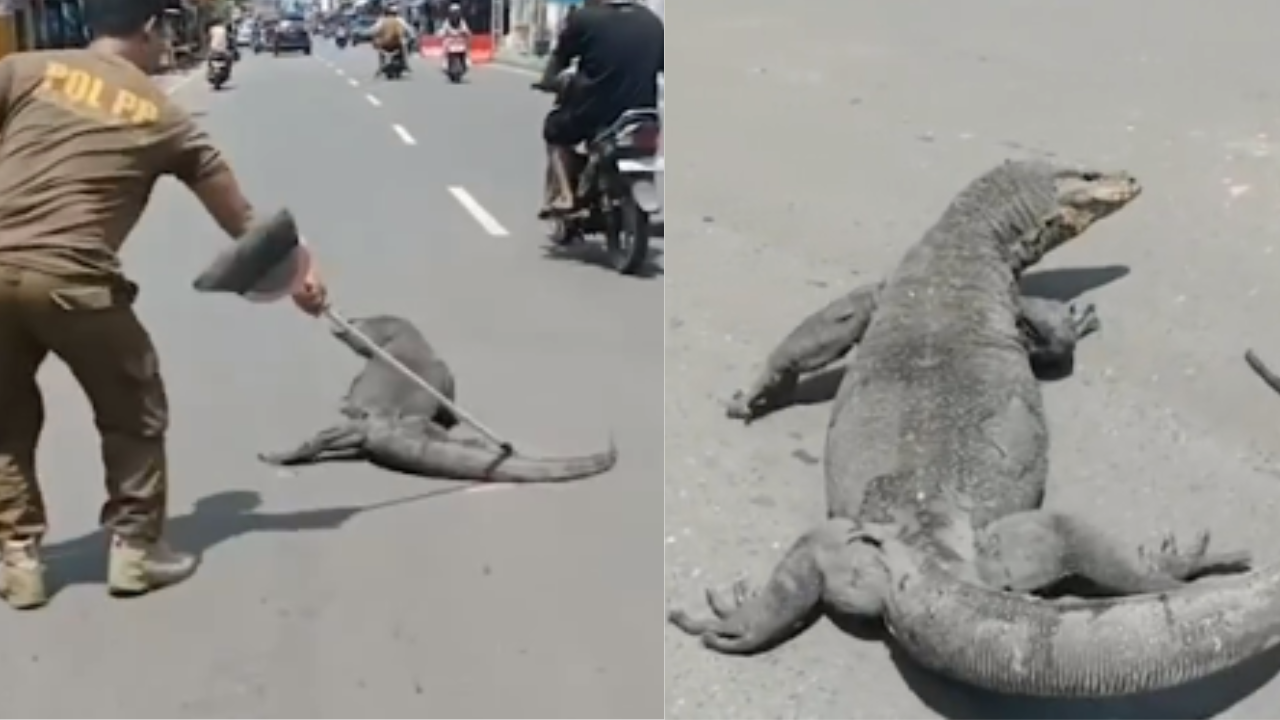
[532,0,664,218]
[371,4,415,77]
[438,3,471,74]
[205,20,236,80]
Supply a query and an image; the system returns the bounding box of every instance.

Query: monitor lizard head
[1010,160,1142,270]
[1031,162,1141,261]
[943,159,1142,272]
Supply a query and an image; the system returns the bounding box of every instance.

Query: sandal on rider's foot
[538,204,574,220]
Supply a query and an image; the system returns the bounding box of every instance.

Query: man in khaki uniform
[0,0,329,610]
[370,3,414,77]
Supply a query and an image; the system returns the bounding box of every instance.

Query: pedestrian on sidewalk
[0,0,329,610]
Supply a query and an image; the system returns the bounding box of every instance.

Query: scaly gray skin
[260,315,618,483]
[330,315,459,428]
[669,160,1258,697]
[726,265,1098,422]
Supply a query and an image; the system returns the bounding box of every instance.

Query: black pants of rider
[208,50,234,78]
[540,106,599,216]
[376,44,412,75]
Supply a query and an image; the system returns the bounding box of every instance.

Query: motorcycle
[335,26,349,48]
[443,36,468,83]
[207,53,232,90]
[534,72,663,275]
[380,46,408,80]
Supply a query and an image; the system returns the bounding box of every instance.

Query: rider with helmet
[437,3,472,70]
[370,3,415,76]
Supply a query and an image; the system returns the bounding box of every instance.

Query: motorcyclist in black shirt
[533,0,664,218]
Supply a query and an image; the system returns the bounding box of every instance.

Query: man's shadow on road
[40,486,470,597]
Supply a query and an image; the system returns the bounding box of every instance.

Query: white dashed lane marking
[448,186,510,237]
[316,55,515,238]
[392,123,417,146]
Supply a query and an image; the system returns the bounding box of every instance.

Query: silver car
[235,23,255,47]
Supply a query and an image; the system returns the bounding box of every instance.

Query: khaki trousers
[0,266,169,543]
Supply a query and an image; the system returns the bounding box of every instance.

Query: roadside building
[0,0,38,58]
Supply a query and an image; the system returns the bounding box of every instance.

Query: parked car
[273,16,312,55]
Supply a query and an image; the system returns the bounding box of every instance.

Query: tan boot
[108,536,198,597]
[0,539,47,610]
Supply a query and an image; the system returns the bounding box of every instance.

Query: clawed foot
[1139,530,1253,581]
[724,391,759,421]
[724,373,797,423]
[257,452,288,466]
[668,579,761,653]
[1069,302,1101,339]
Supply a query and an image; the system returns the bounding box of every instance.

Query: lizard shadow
[741,264,1133,420]
[827,600,1280,720]
[1019,264,1130,302]
[39,486,469,598]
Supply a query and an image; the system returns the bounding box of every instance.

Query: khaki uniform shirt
[0,49,226,281]
[372,17,409,50]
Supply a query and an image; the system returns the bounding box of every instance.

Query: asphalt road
[666,2,1280,719]
[1,46,662,718]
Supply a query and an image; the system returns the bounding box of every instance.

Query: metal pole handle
[323,308,514,455]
